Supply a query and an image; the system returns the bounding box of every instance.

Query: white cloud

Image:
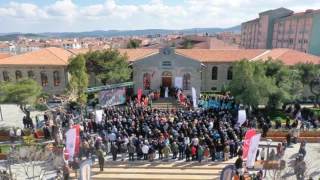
[0,0,320,32]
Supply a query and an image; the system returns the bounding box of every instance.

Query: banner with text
[243,129,257,159]
[175,77,182,89]
[98,87,126,107]
[220,164,235,180]
[66,128,76,161]
[192,87,197,108]
[246,134,261,167]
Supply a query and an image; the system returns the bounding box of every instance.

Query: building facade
[241,8,320,56]
[16,44,43,54]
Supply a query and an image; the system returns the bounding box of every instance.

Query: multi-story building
[62,40,81,49]
[16,43,43,54]
[0,43,16,54]
[241,8,320,56]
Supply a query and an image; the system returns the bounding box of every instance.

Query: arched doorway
[162,71,172,88]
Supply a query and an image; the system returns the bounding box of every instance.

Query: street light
[264,139,273,178]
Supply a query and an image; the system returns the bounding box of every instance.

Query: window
[303,39,309,43]
[227,66,233,80]
[41,71,48,86]
[15,70,22,80]
[212,66,218,80]
[183,73,191,90]
[28,70,35,79]
[298,39,303,43]
[279,22,284,26]
[289,39,293,43]
[3,70,9,81]
[143,73,150,90]
[53,71,60,86]
[200,68,202,81]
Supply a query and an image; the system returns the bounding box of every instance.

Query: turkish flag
[71,124,80,154]
[151,71,155,77]
[137,89,142,103]
[243,129,256,159]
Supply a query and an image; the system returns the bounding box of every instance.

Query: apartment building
[16,44,42,54]
[241,8,320,56]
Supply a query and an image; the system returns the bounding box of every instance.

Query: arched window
[212,66,218,80]
[183,73,191,90]
[41,71,48,86]
[15,70,22,80]
[3,70,9,81]
[227,66,233,80]
[28,70,35,79]
[143,73,151,90]
[53,71,60,86]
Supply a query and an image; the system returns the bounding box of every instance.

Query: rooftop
[0,47,71,66]
[0,53,13,60]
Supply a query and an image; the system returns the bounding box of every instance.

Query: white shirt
[237,168,244,175]
[142,145,149,154]
[192,138,199,146]
[16,129,21,136]
[260,149,265,157]
[184,137,190,145]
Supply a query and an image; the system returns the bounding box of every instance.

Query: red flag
[137,89,142,103]
[151,71,155,77]
[243,129,256,159]
[71,124,80,154]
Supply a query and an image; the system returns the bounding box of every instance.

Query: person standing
[237,145,243,158]
[262,123,268,138]
[171,142,178,159]
[127,142,135,161]
[299,146,306,158]
[16,128,21,141]
[229,140,235,159]
[197,145,204,163]
[203,145,210,163]
[293,129,300,144]
[142,143,149,161]
[286,132,292,147]
[71,158,80,177]
[111,143,118,161]
[9,128,15,142]
[255,148,260,161]
[120,143,127,161]
[223,143,230,161]
[62,161,70,180]
[178,142,186,160]
[185,145,191,162]
[163,143,171,162]
[96,147,105,171]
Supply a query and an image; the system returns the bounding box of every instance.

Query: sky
[0,0,319,33]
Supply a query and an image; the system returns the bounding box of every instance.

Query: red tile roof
[0,53,13,60]
[0,48,71,66]
[256,48,320,66]
[176,49,266,62]
[68,49,158,61]
[0,44,10,48]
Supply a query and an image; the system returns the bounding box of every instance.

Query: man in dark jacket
[262,123,269,138]
[235,156,243,169]
[229,140,235,159]
[71,158,80,177]
[286,132,292,147]
[237,145,243,158]
[111,143,118,161]
[178,142,186,160]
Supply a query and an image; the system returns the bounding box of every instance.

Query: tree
[220,82,228,95]
[295,62,320,103]
[0,78,42,120]
[180,37,194,49]
[126,39,140,49]
[84,49,132,85]
[228,59,275,110]
[264,58,303,108]
[67,54,89,121]
[6,146,63,180]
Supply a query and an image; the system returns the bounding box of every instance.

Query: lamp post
[264,139,273,178]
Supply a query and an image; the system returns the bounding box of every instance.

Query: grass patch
[256,109,287,123]
[309,108,320,120]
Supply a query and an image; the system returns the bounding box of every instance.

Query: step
[90,173,220,180]
[93,162,232,169]
[261,137,320,142]
[91,168,221,175]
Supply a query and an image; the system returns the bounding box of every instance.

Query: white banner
[237,110,246,125]
[95,110,103,123]
[66,128,77,161]
[192,87,197,108]
[175,77,183,89]
[246,134,261,167]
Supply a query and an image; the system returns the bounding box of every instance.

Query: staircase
[152,97,187,110]
[77,161,231,180]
